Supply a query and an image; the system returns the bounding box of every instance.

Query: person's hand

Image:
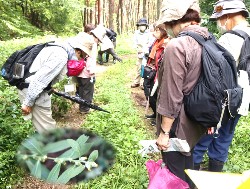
[21,104,32,115]
[207,127,215,135]
[156,133,170,151]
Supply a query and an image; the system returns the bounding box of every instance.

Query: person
[155,0,208,188]
[193,0,250,172]
[104,28,118,63]
[143,24,169,126]
[94,25,122,65]
[131,18,152,88]
[19,32,95,133]
[75,24,103,114]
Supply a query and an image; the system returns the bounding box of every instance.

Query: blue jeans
[193,115,241,163]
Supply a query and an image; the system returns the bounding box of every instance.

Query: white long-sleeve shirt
[23,42,76,106]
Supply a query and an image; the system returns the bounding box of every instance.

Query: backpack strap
[178,31,214,46]
[224,29,250,40]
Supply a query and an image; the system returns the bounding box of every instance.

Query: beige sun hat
[90,25,107,43]
[156,0,200,25]
[68,32,94,56]
[210,0,249,21]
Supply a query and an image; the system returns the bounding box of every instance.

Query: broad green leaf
[67,139,80,156]
[47,162,62,183]
[79,143,93,156]
[43,140,71,153]
[40,164,50,180]
[88,150,98,162]
[31,160,42,179]
[26,159,35,173]
[22,137,44,155]
[76,134,89,146]
[58,145,92,159]
[56,164,85,184]
[58,148,76,158]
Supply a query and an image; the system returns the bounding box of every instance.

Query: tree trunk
[116,2,120,34]
[98,0,103,24]
[137,0,140,20]
[157,0,161,19]
[109,0,114,29]
[119,0,123,33]
[143,0,147,18]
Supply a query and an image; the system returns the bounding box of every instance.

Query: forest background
[0,0,250,188]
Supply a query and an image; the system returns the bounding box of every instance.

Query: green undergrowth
[75,58,154,189]
[74,35,155,188]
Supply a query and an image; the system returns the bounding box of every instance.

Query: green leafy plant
[16,129,99,184]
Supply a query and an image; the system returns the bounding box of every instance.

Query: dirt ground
[14,59,156,189]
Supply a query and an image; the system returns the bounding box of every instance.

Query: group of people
[130,0,250,188]
[17,0,250,188]
[19,24,121,132]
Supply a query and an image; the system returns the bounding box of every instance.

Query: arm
[156,116,175,151]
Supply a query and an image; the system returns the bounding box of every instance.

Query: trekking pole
[48,89,110,113]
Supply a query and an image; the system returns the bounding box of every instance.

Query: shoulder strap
[178,31,214,46]
[224,29,250,40]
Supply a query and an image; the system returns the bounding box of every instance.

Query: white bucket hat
[156,0,200,25]
[90,25,107,43]
[210,0,249,21]
[68,32,94,56]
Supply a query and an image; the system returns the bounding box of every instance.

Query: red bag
[67,59,86,76]
[146,159,189,189]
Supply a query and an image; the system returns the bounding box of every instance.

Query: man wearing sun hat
[19,32,94,133]
[193,0,250,173]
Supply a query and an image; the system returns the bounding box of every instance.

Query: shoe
[151,120,156,126]
[145,114,156,119]
[131,83,140,88]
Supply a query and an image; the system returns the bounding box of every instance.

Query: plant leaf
[22,137,43,155]
[47,162,62,183]
[88,150,98,162]
[40,164,50,180]
[56,164,85,184]
[43,140,71,153]
[76,134,89,146]
[79,143,93,156]
[25,159,35,173]
[31,160,42,179]
[67,139,80,156]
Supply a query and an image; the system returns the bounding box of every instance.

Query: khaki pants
[133,58,144,86]
[18,89,56,133]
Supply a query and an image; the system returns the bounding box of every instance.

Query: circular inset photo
[16,127,116,185]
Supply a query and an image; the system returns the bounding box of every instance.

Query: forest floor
[14,55,155,189]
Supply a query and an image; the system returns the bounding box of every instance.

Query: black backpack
[224,29,250,85]
[178,31,242,129]
[1,42,54,90]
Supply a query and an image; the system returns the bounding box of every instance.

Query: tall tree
[98,0,104,24]
[108,0,115,29]
[157,0,161,19]
[143,0,147,18]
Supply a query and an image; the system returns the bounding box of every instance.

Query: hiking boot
[145,114,156,119]
[131,83,140,88]
[151,119,156,126]
[208,158,224,172]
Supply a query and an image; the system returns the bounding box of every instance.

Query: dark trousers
[76,77,94,111]
[162,151,195,189]
[193,114,240,164]
[143,78,157,116]
[98,48,120,63]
